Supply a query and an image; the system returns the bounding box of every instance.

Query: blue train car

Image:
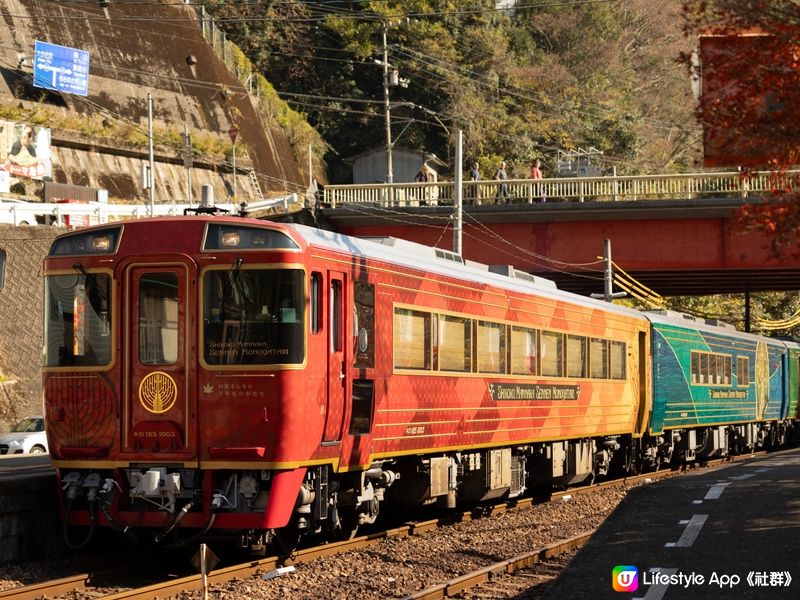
[643,310,789,461]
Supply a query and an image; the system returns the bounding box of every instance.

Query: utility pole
[183,123,192,204]
[453,130,463,256]
[382,22,393,184]
[147,93,155,215]
[590,239,627,302]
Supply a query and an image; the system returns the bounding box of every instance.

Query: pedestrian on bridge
[530,159,545,202]
[469,161,480,204]
[494,161,510,204]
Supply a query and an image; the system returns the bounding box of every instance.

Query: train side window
[330,280,342,352]
[590,338,608,379]
[477,320,506,374]
[566,335,587,378]
[691,351,700,384]
[349,379,374,435]
[354,282,375,369]
[724,356,732,385]
[511,326,537,376]
[439,314,472,372]
[610,341,626,380]
[697,352,706,383]
[541,331,564,377]
[310,272,322,334]
[736,356,750,386]
[393,307,431,370]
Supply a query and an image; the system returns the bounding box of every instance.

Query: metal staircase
[247,170,263,201]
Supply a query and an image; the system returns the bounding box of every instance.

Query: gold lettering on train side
[206,340,289,358]
[138,371,178,414]
[710,389,748,399]
[488,382,582,401]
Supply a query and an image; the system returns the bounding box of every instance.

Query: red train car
[43,215,650,549]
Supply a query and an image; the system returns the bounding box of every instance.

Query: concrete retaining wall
[0,469,61,564]
[0,225,62,431]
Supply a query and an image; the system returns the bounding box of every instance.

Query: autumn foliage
[683,0,800,254]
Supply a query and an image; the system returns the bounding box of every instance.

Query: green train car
[644,310,793,463]
[785,340,800,422]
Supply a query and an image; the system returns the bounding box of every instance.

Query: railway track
[0,453,765,599]
[402,532,590,600]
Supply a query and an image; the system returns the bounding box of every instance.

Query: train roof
[287,223,646,321]
[642,309,784,345]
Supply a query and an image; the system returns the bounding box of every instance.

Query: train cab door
[323,271,348,443]
[122,262,196,458]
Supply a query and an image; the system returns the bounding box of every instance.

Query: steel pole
[148,93,155,214]
[383,23,393,185]
[454,130,463,256]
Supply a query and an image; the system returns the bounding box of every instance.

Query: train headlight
[220,231,241,247]
[92,235,112,252]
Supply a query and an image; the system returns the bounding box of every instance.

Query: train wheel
[273,523,302,556]
[332,508,359,541]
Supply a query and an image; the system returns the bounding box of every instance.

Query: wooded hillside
[203,0,701,183]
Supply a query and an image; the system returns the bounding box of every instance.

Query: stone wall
[0,224,61,431]
[0,0,311,203]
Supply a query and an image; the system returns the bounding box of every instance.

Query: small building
[347,147,447,184]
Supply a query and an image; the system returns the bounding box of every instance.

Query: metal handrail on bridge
[323,170,800,208]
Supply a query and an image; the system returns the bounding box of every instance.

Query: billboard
[33,40,90,97]
[0,121,53,186]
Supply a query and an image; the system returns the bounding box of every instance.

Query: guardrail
[323,170,800,208]
[0,194,298,227]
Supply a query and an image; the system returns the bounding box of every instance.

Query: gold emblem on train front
[138,371,178,414]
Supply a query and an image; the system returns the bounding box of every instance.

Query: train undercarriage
[58,419,796,551]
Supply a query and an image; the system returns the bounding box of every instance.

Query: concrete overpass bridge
[319,170,800,297]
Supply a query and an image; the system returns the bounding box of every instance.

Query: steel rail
[0,452,769,599]
[401,531,594,600]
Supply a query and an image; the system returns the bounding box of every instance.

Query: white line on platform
[728,473,755,480]
[704,482,730,500]
[665,514,708,548]
[633,568,678,600]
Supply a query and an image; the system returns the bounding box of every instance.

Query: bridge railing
[323,170,800,208]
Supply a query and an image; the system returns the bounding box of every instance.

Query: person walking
[469,161,480,204]
[530,159,545,202]
[530,159,543,180]
[494,160,510,204]
[414,163,430,205]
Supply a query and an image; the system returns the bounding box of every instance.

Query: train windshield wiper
[72,263,107,301]
[217,257,246,317]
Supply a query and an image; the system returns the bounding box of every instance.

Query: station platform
[0,453,54,477]
[543,448,800,599]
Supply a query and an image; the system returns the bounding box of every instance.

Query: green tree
[202,0,700,181]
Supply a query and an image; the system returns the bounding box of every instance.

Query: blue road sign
[33,40,90,96]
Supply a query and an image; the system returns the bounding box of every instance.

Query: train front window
[203,267,305,366]
[44,273,112,367]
